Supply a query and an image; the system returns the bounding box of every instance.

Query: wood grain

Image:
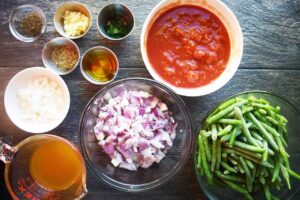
[0,0,299,69]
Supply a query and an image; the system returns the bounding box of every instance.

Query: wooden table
[0,0,299,199]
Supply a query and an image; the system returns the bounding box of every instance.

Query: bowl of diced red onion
[79,78,193,192]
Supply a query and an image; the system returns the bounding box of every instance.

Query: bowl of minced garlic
[54,1,92,39]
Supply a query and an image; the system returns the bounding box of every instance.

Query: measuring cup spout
[0,140,16,163]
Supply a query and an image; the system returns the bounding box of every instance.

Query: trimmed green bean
[263,141,268,162]
[216,173,248,194]
[251,131,263,141]
[242,106,254,114]
[216,140,222,170]
[199,134,213,184]
[245,159,254,170]
[288,168,300,179]
[211,140,217,172]
[281,164,291,190]
[232,140,265,153]
[261,122,280,137]
[235,107,260,147]
[240,157,252,192]
[247,113,279,151]
[211,124,218,141]
[264,184,271,200]
[272,157,281,182]
[258,108,267,115]
[266,116,278,127]
[217,125,233,137]
[207,100,247,124]
[229,125,241,147]
[218,119,242,125]
[202,132,212,162]
[221,161,237,173]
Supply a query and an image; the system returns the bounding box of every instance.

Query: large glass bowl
[193,91,300,200]
[79,78,193,192]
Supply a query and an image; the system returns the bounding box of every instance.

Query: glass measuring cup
[0,134,87,200]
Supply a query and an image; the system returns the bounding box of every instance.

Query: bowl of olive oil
[81,46,119,85]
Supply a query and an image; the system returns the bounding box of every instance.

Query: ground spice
[52,46,78,71]
[20,12,43,37]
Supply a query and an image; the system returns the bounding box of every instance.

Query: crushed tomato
[146,5,231,88]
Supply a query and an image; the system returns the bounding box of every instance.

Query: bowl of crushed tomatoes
[141,0,243,97]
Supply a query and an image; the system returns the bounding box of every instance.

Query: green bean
[216,140,222,170]
[228,156,238,165]
[274,134,288,159]
[240,157,252,192]
[281,164,291,190]
[254,111,270,125]
[280,135,287,147]
[258,108,267,115]
[217,125,233,137]
[271,195,279,200]
[218,119,242,125]
[258,98,269,105]
[244,193,254,200]
[236,160,245,173]
[242,106,254,114]
[245,159,254,170]
[217,171,244,182]
[232,140,265,153]
[202,132,212,162]
[275,113,288,123]
[230,145,262,160]
[216,174,248,194]
[235,107,260,147]
[247,113,279,151]
[261,122,280,137]
[221,133,233,142]
[272,157,281,182]
[264,184,271,200]
[259,176,265,184]
[288,168,300,179]
[226,110,235,118]
[199,134,213,184]
[221,161,237,173]
[222,148,261,164]
[211,140,217,172]
[251,131,263,141]
[263,141,268,162]
[223,170,230,175]
[207,100,247,124]
[217,124,223,132]
[197,136,202,168]
[229,125,241,147]
[222,152,228,160]
[266,116,278,126]
[211,124,218,141]
[217,98,237,112]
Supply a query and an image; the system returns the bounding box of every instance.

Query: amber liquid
[83,50,117,82]
[29,140,82,191]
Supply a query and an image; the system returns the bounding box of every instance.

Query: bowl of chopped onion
[4,67,70,133]
[79,78,193,192]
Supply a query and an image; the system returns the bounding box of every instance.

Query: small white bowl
[54,1,92,39]
[141,0,243,97]
[42,37,80,75]
[4,67,70,133]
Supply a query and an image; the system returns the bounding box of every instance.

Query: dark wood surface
[0,0,299,199]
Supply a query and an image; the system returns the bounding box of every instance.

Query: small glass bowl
[9,5,47,42]
[79,78,194,192]
[193,91,300,200]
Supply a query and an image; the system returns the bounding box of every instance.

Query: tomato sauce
[146,5,231,88]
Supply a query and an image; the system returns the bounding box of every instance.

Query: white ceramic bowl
[42,37,80,75]
[54,1,92,39]
[141,0,243,97]
[4,67,70,133]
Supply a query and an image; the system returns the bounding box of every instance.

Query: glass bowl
[79,78,193,192]
[193,91,300,200]
[9,5,47,42]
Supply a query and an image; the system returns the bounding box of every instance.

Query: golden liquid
[83,50,117,82]
[29,140,82,191]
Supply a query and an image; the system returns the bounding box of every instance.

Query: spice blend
[20,12,43,37]
[52,46,78,71]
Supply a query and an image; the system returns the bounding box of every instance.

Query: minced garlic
[63,10,89,37]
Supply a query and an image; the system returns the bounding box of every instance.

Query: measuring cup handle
[0,140,16,163]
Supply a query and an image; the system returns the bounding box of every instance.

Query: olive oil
[29,140,82,191]
[82,49,118,83]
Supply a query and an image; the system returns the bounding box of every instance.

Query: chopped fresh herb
[106,16,130,38]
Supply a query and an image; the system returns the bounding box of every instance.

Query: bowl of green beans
[194,91,300,200]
